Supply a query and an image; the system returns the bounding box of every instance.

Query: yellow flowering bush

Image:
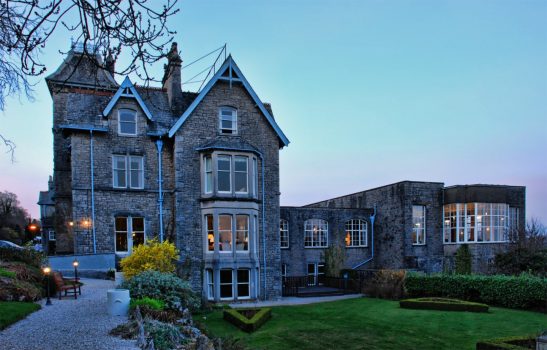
[120,239,179,280]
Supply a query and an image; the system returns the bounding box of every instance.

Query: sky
[0,0,546,223]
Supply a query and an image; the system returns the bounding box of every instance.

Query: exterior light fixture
[73,259,79,281]
[69,221,74,227]
[43,267,52,305]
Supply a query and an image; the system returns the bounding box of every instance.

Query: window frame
[206,269,214,301]
[411,205,426,245]
[201,153,257,198]
[118,109,137,136]
[48,230,56,241]
[219,269,233,300]
[217,155,232,193]
[114,216,145,254]
[280,219,289,249]
[218,107,237,135]
[236,269,251,300]
[234,156,249,194]
[112,155,144,189]
[304,219,328,248]
[345,219,368,247]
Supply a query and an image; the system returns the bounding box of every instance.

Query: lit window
[280,219,289,248]
[118,109,137,135]
[220,269,233,300]
[443,203,511,244]
[237,269,250,299]
[412,206,426,245]
[206,215,214,252]
[218,215,232,252]
[304,219,328,248]
[112,155,143,189]
[345,219,367,247]
[236,215,249,251]
[219,107,237,134]
[115,216,145,253]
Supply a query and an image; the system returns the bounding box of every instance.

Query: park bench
[52,272,82,299]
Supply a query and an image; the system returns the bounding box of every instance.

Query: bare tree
[0,0,179,157]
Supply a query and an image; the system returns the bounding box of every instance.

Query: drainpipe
[352,205,376,269]
[156,140,164,242]
[90,130,97,254]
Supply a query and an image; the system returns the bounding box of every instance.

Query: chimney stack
[162,42,183,112]
[105,51,115,75]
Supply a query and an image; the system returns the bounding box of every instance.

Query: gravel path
[0,278,138,350]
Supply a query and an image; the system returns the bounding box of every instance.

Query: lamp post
[73,259,79,281]
[43,267,52,305]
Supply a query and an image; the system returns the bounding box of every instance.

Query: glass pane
[219,215,232,251]
[132,218,144,231]
[115,170,126,187]
[133,232,144,247]
[237,283,249,298]
[116,231,128,251]
[206,215,214,251]
[237,269,249,283]
[218,157,231,171]
[115,217,127,231]
[234,157,247,171]
[218,172,230,192]
[236,215,249,251]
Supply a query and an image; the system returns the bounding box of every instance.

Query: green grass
[197,298,547,350]
[0,301,41,330]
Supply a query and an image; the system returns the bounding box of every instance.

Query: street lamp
[72,259,79,281]
[43,267,52,305]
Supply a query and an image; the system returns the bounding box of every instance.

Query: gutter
[90,130,97,254]
[156,140,164,242]
[352,205,376,269]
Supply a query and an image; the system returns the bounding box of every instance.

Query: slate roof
[38,190,54,206]
[195,139,261,155]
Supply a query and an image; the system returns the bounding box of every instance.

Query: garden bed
[400,297,489,312]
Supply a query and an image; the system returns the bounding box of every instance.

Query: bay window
[201,153,258,197]
[204,212,255,254]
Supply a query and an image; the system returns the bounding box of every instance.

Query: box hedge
[476,335,537,350]
[405,273,547,311]
[223,308,272,333]
[400,297,489,312]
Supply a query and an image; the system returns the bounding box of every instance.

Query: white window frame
[204,155,213,194]
[115,216,146,254]
[217,155,232,193]
[112,155,144,189]
[234,156,249,194]
[443,203,510,244]
[219,107,237,135]
[218,214,233,253]
[118,109,137,136]
[280,219,289,248]
[235,214,249,252]
[345,219,367,247]
[236,269,251,300]
[206,269,214,301]
[304,219,328,248]
[412,206,426,245]
[219,269,234,300]
[48,230,56,241]
[281,264,287,278]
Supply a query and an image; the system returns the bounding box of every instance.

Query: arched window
[304,219,328,248]
[280,219,289,248]
[345,219,367,247]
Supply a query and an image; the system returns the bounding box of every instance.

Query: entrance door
[307,263,325,286]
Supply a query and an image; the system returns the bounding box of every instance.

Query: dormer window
[118,109,137,135]
[219,107,237,134]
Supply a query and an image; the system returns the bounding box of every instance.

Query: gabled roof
[102,77,154,120]
[168,56,289,147]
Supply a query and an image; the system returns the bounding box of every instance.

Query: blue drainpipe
[352,205,376,269]
[156,140,164,242]
[90,130,97,254]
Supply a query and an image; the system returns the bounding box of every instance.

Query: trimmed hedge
[476,335,537,350]
[223,308,272,333]
[405,273,547,311]
[400,297,489,312]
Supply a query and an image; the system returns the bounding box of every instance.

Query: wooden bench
[52,272,79,299]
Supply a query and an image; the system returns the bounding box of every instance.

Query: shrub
[0,268,16,278]
[120,270,201,311]
[1,262,42,285]
[120,239,178,280]
[405,272,547,311]
[144,319,186,350]
[455,244,472,274]
[476,335,538,350]
[400,297,489,312]
[130,297,165,311]
[0,278,42,301]
[322,244,346,277]
[223,308,272,333]
[106,268,116,280]
[363,269,406,300]
[0,247,45,268]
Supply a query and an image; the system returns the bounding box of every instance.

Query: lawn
[197,297,547,350]
[0,301,41,330]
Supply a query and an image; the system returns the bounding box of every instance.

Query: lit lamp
[73,259,79,281]
[43,267,52,305]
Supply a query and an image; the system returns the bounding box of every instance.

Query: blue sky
[1,0,546,222]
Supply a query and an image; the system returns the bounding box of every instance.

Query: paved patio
[0,278,137,350]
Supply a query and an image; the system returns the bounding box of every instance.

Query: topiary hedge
[405,273,547,311]
[400,297,489,312]
[476,335,537,350]
[223,308,272,333]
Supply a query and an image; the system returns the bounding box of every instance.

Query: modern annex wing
[168,55,289,147]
